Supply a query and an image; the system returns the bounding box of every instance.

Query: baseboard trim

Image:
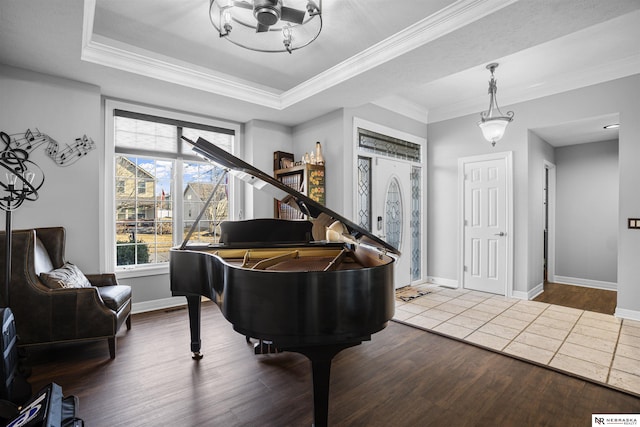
[132,297,186,314]
[427,276,458,288]
[511,291,526,300]
[615,308,640,322]
[511,283,544,300]
[553,275,617,291]
[511,290,530,300]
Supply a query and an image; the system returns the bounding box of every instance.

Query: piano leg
[186,295,203,360]
[288,342,360,427]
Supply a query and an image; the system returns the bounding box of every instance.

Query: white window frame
[102,99,242,277]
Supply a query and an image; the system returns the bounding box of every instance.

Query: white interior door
[463,157,508,295]
[373,157,411,289]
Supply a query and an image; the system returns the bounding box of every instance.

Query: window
[115,155,174,265]
[358,128,421,162]
[136,180,147,195]
[104,101,240,275]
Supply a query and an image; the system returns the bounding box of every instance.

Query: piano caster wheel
[192,351,203,360]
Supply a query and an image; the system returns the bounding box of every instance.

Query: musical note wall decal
[2,128,95,167]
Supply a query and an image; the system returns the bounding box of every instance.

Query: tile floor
[394,283,640,397]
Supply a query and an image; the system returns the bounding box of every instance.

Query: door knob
[494,232,505,236]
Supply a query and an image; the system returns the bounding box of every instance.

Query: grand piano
[170,137,398,426]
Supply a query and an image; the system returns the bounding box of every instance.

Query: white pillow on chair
[40,262,92,289]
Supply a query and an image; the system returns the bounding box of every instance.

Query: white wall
[555,140,618,286]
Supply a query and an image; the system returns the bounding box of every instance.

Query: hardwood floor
[534,282,617,315]
[25,302,639,426]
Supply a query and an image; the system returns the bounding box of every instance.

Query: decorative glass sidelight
[357,127,423,283]
[411,166,421,281]
[385,177,402,250]
[357,156,371,231]
[358,128,421,162]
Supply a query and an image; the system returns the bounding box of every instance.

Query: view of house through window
[113,112,233,268]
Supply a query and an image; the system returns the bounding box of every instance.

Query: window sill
[116,263,170,279]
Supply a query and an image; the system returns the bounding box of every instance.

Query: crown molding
[82,0,516,110]
[81,0,281,108]
[427,53,640,123]
[371,96,429,124]
[81,35,283,108]
[282,0,518,108]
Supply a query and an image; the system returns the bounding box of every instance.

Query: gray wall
[244,120,293,219]
[617,77,640,318]
[341,104,428,217]
[527,131,555,292]
[0,65,101,272]
[0,61,431,251]
[555,140,618,285]
[427,74,640,318]
[292,105,428,218]
[292,109,344,213]
[3,63,640,319]
[427,114,530,294]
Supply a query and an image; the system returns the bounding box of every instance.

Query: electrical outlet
[628,218,640,229]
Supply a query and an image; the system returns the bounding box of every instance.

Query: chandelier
[209,0,322,54]
[477,63,514,146]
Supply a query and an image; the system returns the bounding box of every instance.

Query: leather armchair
[0,227,131,359]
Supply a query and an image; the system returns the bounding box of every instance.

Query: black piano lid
[183,136,400,256]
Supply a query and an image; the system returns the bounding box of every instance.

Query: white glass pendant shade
[478,118,509,146]
[477,63,514,146]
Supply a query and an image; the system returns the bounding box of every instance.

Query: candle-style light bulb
[282,24,293,53]
[222,8,232,34]
[24,171,36,184]
[6,172,17,186]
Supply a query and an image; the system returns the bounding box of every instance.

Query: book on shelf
[274,163,324,219]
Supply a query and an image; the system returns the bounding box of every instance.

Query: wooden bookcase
[274,164,325,219]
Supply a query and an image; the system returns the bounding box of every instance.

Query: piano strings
[324,249,349,272]
[251,250,300,270]
[212,247,355,272]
